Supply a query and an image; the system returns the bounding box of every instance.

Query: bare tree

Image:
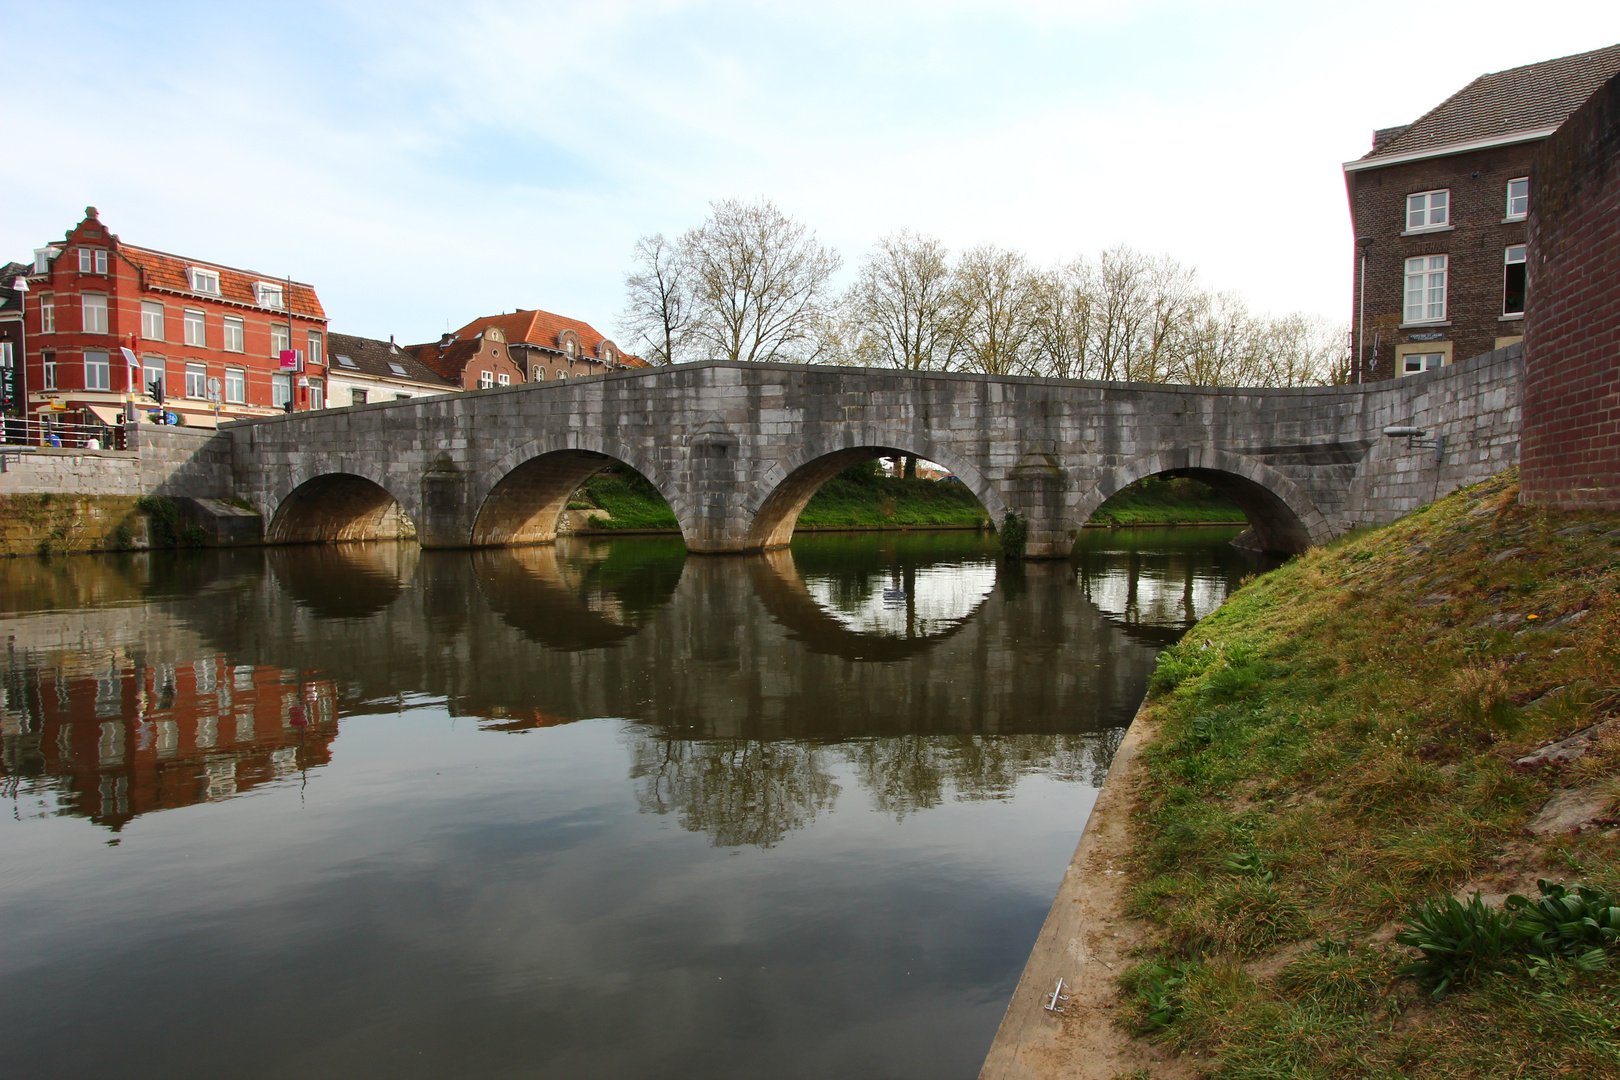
[682,198,842,364]
[845,230,958,370]
[620,233,692,365]
[1027,259,1096,379]
[949,245,1036,376]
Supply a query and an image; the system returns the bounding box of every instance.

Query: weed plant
[1118,468,1620,1076]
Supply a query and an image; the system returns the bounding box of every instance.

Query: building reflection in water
[1,648,336,831]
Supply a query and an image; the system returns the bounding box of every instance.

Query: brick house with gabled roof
[20,207,329,431]
[410,324,529,392]
[449,308,647,384]
[1345,44,1620,381]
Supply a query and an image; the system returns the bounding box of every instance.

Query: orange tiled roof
[453,309,646,367]
[118,244,326,320]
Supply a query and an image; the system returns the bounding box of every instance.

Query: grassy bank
[1114,468,1620,1077]
[795,462,989,529]
[1089,475,1246,526]
[572,463,992,532]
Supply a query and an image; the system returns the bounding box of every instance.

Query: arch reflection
[1072,526,1266,646]
[267,542,418,619]
[471,537,686,651]
[748,532,999,661]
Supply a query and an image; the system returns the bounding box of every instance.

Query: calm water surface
[0,528,1255,1079]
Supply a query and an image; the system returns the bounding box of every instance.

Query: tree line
[620,198,1349,387]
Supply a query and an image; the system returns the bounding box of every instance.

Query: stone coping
[221,344,1526,430]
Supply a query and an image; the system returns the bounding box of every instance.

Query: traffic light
[148,379,164,406]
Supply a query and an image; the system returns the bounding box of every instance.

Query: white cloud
[2,0,1617,343]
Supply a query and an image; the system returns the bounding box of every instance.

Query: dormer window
[189,267,221,295]
[387,362,407,376]
[255,282,284,309]
[566,340,577,357]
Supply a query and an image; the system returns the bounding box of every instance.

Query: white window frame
[1403,255,1449,324]
[79,248,108,274]
[43,356,56,390]
[1503,244,1527,317]
[270,323,290,358]
[188,267,221,295]
[1405,189,1450,232]
[185,362,207,399]
[254,282,285,309]
[532,369,544,382]
[0,342,11,368]
[222,316,244,352]
[478,370,494,389]
[306,330,322,367]
[497,372,510,386]
[271,372,292,408]
[84,350,111,391]
[224,367,246,404]
[40,295,54,333]
[81,294,108,334]
[1505,178,1529,221]
[183,308,206,347]
[308,377,324,410]
[143,361,166,399]
[1402,352,1445,376]
[141,301,165,341]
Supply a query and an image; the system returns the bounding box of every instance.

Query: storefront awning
[82,404,127,426]
[175,412,221,429]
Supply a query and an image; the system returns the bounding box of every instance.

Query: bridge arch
[1073,448,1331,555]
[471,434,688,548]
[742,428,1008,550]
[266,465,419,544]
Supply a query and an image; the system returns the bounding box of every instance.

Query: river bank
[983,468,1620,1079]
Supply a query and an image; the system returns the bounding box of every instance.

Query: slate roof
[409,335,489,383]
[327,332,458,389]
[453,308,647,367]
[1358,43,1620,165]
[0,261,27,315]
[118,244,326,320]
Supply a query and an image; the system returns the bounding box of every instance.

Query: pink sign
[279,350,298,370]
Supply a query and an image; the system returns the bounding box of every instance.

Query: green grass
[573,461,992,533]
[1089,475,1246,526]
[1117,468,1620,1078]
[574,470,680,530]
[795,462,990,528]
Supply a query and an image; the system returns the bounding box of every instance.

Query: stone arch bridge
[226,347,1521,558]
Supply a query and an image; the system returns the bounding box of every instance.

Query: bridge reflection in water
[0,530,1260,1080]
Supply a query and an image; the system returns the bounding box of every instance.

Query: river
[0,528,1256,1079]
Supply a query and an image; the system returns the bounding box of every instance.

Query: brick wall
[1348,144,1535,381]
[1521,72,1620,509]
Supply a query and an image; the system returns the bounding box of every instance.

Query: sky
[4,1,1618,349]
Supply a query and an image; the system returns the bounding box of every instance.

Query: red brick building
[1520,70,1620,510]
[431,308,646,386]
[1344,45,1620,381]
[0,262,24,422]
[411,323,530,391]
[21,207,328,432]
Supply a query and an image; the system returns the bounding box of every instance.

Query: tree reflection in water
[628,735,841,848]
[626,729,1124,845]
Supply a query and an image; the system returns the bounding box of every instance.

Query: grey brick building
[1345,44,1620,381]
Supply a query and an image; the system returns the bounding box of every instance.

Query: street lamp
[1356,236,1375,384]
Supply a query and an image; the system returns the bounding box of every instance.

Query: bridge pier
[1007,449,1072,558]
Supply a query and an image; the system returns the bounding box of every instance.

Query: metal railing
[0,417,129,453]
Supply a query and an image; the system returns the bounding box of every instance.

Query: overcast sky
[4,1,1618,347]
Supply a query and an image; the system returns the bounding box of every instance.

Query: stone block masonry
[226,349,1523,558]
[1,353,1524,558]
[1522,70,1620,510]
